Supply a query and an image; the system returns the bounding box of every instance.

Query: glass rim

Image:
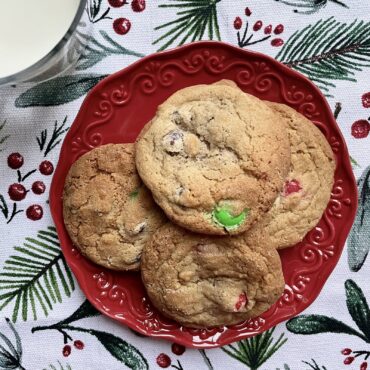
[0,0,87,86]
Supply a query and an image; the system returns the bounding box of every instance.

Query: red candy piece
[156,353,171,368]
[113,18,131,35]
[131,0,145,12]
[234,17,242,30]
[245,7,252,16]
[362,92,370,108]
[283,179,302,196]
[351,119,370,138]
[235,293,248,311]
[361,362,368,370]
[26,205,43,221]
[7,153,24,169]
[8,183,27,201]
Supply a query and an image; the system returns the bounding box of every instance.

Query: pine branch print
[0,318,24,370]
[153,0,222,51]
[37,116,69,157]
[32,301,148,369]
[0,120,10,152]
[43,362,72,370]
[86,0,112,23]
[0,227,75,322]
[75,31,144,71]
[222,327,287,369]
[276,17,370,96]
[0,194,23,224]
[303,359,328,370]
[274,0,348,14]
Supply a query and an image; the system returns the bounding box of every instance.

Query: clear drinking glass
[0,0,90,86]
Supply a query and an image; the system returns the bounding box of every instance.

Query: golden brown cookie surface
[135,83,290,235]
[63,143,166,271]
[141,223,285,328]
[246,102,336,249]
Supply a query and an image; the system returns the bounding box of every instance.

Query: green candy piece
[129,189,139,199]
[212,206,249,229]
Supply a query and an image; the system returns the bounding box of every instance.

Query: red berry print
[26,205,43,221]
[253,20,263,31]
[74,340,84,350]
[351,119,370,139]
[341,348,352,355]
[39,160,54,176]
[271,38,284,47]
[274,24,284,34]
[63,345,71,357]
[344,356,355,365]
[171,343,186,356]
[32,181,46,195]
[235,292,248,311]
[156,353,171,368]
[131,0,145,12]
[283,179,302,196]
[7,153,24,169]
[8,184,27,201]
[264,25,272,34]
[362,92,370,108]
[108,0,128,7]
[113,18,131,35]
[245,7,252,16]
[361,362,368,370]
[234,17,242,30]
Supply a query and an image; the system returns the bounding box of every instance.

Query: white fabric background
[0,1,369,369]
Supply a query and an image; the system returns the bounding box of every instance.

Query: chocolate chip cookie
[246,102,336,249]
[63,143,166,271]
[141,223,285,328]
[135,84,290,235]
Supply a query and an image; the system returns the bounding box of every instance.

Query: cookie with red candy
[246,102,336,249]
[141,223,284,328]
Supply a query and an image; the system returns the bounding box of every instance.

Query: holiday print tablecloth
[1,1,370,369]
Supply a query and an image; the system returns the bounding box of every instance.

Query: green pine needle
[0,227,75,322]
[276,17,370,96]
[153,0,221,51]
[43,361,72,370]
[37,116,69,157]
[275,0,348,14]
[222,327,287,369]
[0,120,10,152]
[303,359,328,370]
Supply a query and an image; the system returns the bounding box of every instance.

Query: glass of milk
[0,0,89,86]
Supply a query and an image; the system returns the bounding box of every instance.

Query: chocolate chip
[162,130,184,153]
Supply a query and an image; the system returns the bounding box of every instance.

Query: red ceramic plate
[50,41,357,348]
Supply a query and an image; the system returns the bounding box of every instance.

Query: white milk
[0,0,80,78]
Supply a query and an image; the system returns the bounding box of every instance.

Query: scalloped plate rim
[50,41,358,348]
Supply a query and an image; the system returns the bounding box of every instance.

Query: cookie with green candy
[135,83,291,235]
[63,143,166,271]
